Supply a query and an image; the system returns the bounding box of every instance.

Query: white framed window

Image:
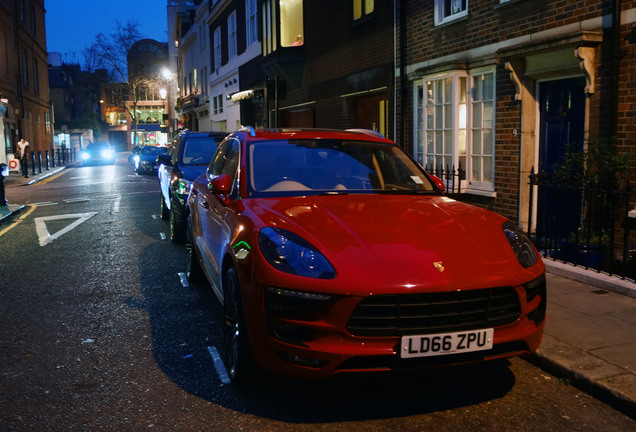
[213,94,224,115]
[434,0,468,26]
[470,68,495,189]
[213,26,222,69]
[246,0,258,46]
[228,11,237,59]
[415,67,496,195]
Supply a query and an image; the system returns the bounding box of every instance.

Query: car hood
[244,195,538,294]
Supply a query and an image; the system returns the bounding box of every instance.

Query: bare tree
[89,20,158,148]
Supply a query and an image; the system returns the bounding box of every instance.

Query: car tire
[169,197,186,244]
[160,194,169,221]
[223,266,253,385]
[185,216,204,283]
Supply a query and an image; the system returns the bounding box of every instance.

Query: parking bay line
[207,346,231,384]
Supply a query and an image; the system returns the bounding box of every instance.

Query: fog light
[277,352,328,368]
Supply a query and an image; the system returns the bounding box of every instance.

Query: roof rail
[239,125,256,137]
[345,128,385,139]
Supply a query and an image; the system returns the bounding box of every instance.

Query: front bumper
[244,274,547,379]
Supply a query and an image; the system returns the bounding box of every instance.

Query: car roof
[231,127,394,144]
[183,131,228,138]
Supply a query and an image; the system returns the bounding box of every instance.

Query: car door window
[208,138,240,197]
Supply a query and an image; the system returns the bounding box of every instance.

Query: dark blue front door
[537,77,586,242]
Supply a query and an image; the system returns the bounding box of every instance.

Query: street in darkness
[1,159,635,431]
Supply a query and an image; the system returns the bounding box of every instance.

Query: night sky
[46,0,168,61]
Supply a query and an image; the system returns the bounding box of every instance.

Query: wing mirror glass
[209,173,232,195]
[430,175,445,193]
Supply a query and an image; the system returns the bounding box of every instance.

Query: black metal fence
[424,164,465,195]
[19,148,76,178]
[528,167,635,281]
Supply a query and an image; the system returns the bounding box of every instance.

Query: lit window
[280,0,303,47]
[353,0,374,20]
[434,0,468,26]
[262,0,276,55]
[415,67,496,194]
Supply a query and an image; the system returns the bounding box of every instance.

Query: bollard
[31,152,36,175]
[22,154,29,178]
[38,151,43,173]
[45,150,50,170]
[0,163,8,206]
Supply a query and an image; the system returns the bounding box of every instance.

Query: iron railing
[424,164,465,195]
[528,167,635,282]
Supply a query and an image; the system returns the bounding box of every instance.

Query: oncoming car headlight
[258,227,336,279]
[502,221,538,268]
[81,151,90,160]
[101,148,114,159]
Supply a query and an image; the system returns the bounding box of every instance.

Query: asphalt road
[1,159,635,431]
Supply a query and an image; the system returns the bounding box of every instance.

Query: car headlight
[81,151,90,160]
[258,227,336,279]
[133,155,140,163]
[101,149,114,159]
[502,221,538,268]
[174,178,191,196]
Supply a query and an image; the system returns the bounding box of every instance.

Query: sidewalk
[1,172,635,418]
[532,261,636,419]
[0,164,72,222]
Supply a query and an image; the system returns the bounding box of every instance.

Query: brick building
[0,0,52,165]
[262,0,394,136]
[396,0,636,233]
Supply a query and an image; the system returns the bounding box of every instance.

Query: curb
[528,343,636,420]
[544,259,636,299]
[536,263,636,420]
[0,204,25,223]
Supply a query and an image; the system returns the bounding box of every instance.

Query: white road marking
[34,212,97,246]
[113,197,121,213]
[207,346,231,384]
[64,198,90,203]
[178,272,190,288]
[33,202,58,206]
[160,232,167,240]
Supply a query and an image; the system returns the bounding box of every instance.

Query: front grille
[347,287,521,337]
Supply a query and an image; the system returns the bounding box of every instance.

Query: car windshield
[182,136,223,165]
[87,142,109,151]
[247,139,437,197]
[141,146,164,155]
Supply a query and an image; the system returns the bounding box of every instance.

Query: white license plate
[400,328,494,358]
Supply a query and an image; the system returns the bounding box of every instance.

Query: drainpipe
[399,0,407,150]
[609,0,622,138]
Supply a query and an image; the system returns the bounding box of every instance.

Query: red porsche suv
[186,127,546,383]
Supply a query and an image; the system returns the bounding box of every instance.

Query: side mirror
[156,153,172,166]
[430,175,445,193]
[208,173,233,199]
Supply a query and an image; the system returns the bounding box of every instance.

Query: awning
[135,124,161,132]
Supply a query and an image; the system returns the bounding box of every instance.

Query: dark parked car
[157,130,227,243]
[81,142,115,165]
[128,145,143,164]
[134,146,167,174]
[186,127,546,384]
